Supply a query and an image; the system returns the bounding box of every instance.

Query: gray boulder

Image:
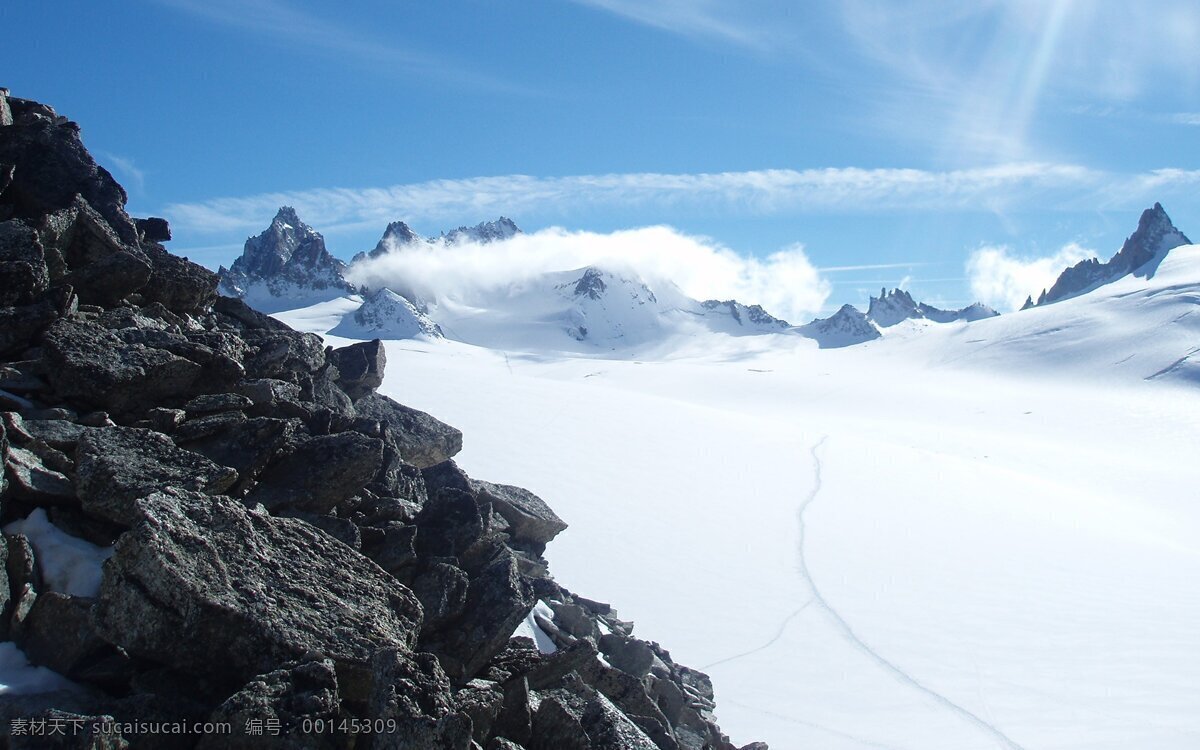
[354,393,462,469]
[93,490,425,697]
[529,673,658,750]
[327,339,386,400]
[245,431,384,514]
[201,660,345,749]
[471,480,567,555]
[75,427,238,525]
[368,649,473,750]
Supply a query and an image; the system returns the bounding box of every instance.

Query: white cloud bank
[347,226,832,322]
[966,243,1096,312]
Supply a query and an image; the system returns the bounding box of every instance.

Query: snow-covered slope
[217,206,355,312]
[275,235,1200,750]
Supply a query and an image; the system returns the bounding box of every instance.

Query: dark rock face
[1035,203,1192,307]
[94,490,424,691]
[0,90,755,750]
[327,339,386,400]
[201,660,344,749]
[354,393,463,469]
[75,427,238,525]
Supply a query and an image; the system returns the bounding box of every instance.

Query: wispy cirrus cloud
[164,162,1124,234]
[101,153,146,194]
[163,162,1200,237]
[568,0,783,51]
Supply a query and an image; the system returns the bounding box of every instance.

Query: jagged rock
[360,522,419,577]
[75,427,238,525]
[20,418,87,450]
[178,416,297,495]
[597,635,655,679]
[201,660,344,750]
[5,443,75,505]
[0,219,50,306]
[135,217,171,243]
[354,393,462,469]
[6,708,130,749]
[0,297,64,358]
[577,658,676,750]
[183,392,254,414]
[278,510,362,550]
[14,592,130,689]
[37,197,151,307]
[173,410,248,442]
[413,485,483,559]
[327,339,386,400]
[419,543,534,681]
[0,95,139,245]
[488,740,528,750]
[94,490,425,696]
[41,319,207,414]
[454,680,504,745]
[139,243,218,315]
[145,407,186,433]
[235,378,303,411]
[867,287,997,327]
[5,533,39,641]
[367,649,473,750]
[530,673,658,750]
[240,327,328,383]
[471,480,567,555]
[246,431,384,514]
[0,535,9,639]
[408,561,471,631]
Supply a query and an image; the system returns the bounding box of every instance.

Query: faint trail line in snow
[502,351,513,375]
[700,600,812,670]
[797,436,1027,750]
[723,698,904,750]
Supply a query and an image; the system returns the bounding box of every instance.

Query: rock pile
[0,89,760,749]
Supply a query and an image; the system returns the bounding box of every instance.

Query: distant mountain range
[217,203,1188,352]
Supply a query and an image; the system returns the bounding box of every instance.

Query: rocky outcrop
[1031,203,1191,307]
[332,288,443,340]
[798,304,881,348]
[0,89,758,750]
[866,287,998,327]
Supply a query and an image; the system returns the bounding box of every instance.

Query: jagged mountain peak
[1034,202,1191,307]
[868,286,998,327]
[800,304,881,348]
[333,287,443,340]
[217,205,354,309]
[442,216,521,245]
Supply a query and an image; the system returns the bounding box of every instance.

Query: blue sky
[4,0,1199,313]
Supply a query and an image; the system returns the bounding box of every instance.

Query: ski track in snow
[797,436,1027,750]
[700,601,812,670]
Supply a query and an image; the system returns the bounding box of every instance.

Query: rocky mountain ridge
[1025,202,1191,309]
[866,288,998,328]
[0,90,760,750]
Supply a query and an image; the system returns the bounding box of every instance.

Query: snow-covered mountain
[798,304,881,348]
[425,266,793,351]
[354,216,523,263]
[217,206,355,311]
[867,287,998,327]
[442,216,521,245]
[331,288,443,339]
[1026,202,1191,308]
